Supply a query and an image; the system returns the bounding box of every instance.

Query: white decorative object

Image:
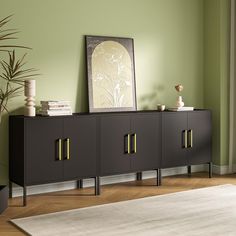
[176,96,184,107]
[157,104,165,111]
[24,80,36,116]
[175,84,184,108]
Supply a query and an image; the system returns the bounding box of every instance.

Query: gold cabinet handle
[58,139,62,161]
[133,133,137,153]
[66,138,70,160]
[184,130,188,148]
[188,130,193,148]
[127,134,130,154]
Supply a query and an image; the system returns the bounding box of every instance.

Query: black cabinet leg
[209,162,212,178]
[136,172,142,181]
[77,179,83,189]
[95,177,100,195]
[23,186,27,206]
[157,169,162,186]
[9,181,12,198]
[187,166,191,177]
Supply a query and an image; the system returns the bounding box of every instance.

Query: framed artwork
[85,35,137,112]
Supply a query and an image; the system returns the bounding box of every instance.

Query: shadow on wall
[74,38,173,112]
[0,107,24,184]
[138,83,165,110]
[75,37,89,113]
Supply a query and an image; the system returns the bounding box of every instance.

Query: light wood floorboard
[1,172,236,235]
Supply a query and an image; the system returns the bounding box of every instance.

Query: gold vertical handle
[66,138,70,160]
[184,130,188,148]
[58,139,62,161]
[127,134,130,154]
[189,130,193,148]
[133,133,137,153]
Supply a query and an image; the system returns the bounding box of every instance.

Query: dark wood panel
[130,113,161,171]
[162,112,188,168]
[9,117,25,186]
[100,115,131,175]
[25,119,64,185]
[63,116,97,179]
[187,111,212,165]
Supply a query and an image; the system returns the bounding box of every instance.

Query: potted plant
[0,15,38,213]
[0,15,38,123]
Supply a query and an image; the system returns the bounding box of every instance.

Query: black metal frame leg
[23,186,27,206]
[9,181,12,198]
[209,162,212,178]
[95,177,100,195]
[77,179,83,189]
[136,172,142,181]
[187,166,191,177]
[157,169,162,186]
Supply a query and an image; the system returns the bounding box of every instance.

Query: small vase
[176,96,184,107]
[24,80,36,116]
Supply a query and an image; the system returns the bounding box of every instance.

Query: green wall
[1,0,227,184]
[204,0,230,166]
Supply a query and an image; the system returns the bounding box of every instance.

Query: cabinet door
[162,112,188,168]
[63,116,97,180]
[130,113,161,171]
[100,115,131,175]
[187,111,212,165]
[26,118,64,185]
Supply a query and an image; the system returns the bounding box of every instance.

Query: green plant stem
[5,80,10,107]
[0,16,38,123]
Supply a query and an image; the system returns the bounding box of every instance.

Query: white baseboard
[231,164,236,173]
[12,165,207,197]
[212,165,230,175]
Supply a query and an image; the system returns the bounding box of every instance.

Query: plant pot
[0,185,8,214]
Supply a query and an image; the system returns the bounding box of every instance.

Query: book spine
[40,101,70,106]
[40,111,72,116]
[41,105,71,110]
[41,113,72,116]
[41,110,72,114]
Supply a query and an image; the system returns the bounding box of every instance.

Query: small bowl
[157,104,165,111]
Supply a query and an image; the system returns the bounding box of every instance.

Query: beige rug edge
[11,183,234,222]
[10,184,236,236]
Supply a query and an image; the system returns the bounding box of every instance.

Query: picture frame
[85,35,137,113]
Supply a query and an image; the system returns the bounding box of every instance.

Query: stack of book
[40,100,72,116]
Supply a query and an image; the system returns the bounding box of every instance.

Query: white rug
[11,184,236,236]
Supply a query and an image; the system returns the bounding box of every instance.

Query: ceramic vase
[24,80,36,116]
[176,96,184,107]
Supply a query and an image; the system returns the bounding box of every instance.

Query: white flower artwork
[86,36,136,112]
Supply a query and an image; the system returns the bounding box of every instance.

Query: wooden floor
[1,172,236,235]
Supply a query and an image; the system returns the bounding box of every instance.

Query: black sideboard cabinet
[9,110,212,206]
[162,111,212,169]
[99,113,161,176]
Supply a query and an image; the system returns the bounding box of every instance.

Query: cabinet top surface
[10,109,210,119]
